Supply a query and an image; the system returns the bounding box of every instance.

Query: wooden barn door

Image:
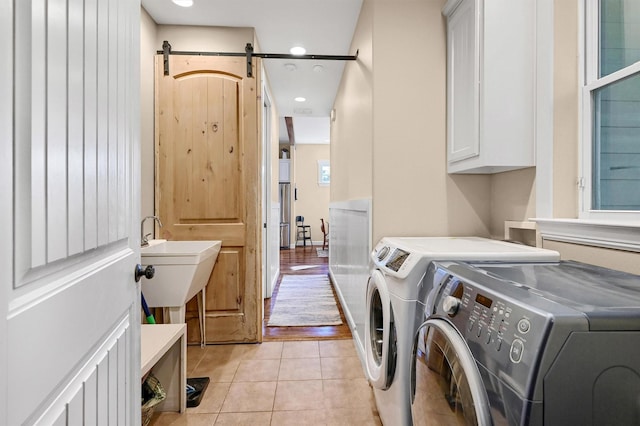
[155,55,262,343]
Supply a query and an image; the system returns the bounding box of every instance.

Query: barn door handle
[135,264,155,282]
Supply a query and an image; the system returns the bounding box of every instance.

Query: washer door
[410,318,492,426]
[364,270,397,390]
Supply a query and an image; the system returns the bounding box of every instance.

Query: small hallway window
[318,160,330,186]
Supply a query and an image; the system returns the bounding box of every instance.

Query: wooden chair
[320,218,329,250]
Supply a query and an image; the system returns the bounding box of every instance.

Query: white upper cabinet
[443,0,535,174]
[279,159,291,182]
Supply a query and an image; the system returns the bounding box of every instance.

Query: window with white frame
[582,0,640,219]
[317,160,330,186]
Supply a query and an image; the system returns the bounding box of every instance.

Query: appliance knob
[377,246,390,261]
[442,296,461,316]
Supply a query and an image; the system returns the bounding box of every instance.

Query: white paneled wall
[329,199,372,361]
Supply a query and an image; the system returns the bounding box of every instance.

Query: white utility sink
[141,240,221,329]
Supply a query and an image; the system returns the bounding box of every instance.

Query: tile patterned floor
[150,340,381,425]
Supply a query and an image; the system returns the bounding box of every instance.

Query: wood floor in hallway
[263,246,352,341]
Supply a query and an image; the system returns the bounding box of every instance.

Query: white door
[2,1,141,424]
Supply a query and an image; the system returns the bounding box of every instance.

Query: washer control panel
[371,242,417,277]
[432,267,553,395]
[385,248,410,272]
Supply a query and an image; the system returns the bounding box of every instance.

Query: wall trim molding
[533,218,640,252]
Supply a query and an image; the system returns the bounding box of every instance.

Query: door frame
[262,82,273,300]
[0,0,13,420]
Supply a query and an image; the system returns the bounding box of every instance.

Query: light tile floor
[150,340,381,425]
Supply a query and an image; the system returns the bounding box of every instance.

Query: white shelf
[141,324,186,413]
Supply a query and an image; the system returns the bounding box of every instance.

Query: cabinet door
[446,0,479,164]
[279,159,290,182]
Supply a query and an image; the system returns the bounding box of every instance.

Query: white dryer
[365,237,559,426]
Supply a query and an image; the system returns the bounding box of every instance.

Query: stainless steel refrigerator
[279,183,291,249]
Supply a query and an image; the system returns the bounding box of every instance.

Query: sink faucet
[141,215,163,247]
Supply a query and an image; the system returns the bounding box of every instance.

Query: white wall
[140,8,157,222]
[552,0,580,218]
[332,0,492,245]
[331,0,373,204]
[542,240,640,275]
[330,0,492,362]
[371,0,490,242]
[490,168,536,239]
[329,1,373,362]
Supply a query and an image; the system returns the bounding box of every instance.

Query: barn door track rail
[160,41,359,77]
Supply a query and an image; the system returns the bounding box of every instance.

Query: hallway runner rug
[267,274,343,327]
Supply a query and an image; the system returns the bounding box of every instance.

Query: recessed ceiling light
[284,63,297,71]
[290,46,306,55]
[312,64,324,73]
[294,97,306,102]
[172,0,193,7]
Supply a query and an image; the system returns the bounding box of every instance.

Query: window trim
[532,1,640,248]
[535,218,640,252]
[317,160,330,187]
[579,0,640,221]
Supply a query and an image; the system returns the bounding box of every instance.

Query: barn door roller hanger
[160,41,359,77]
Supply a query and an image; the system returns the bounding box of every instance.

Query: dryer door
[364,270,397,390]
[410,318,492,426]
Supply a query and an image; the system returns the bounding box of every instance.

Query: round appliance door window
[410,319,492,426]
[364,270,396,390]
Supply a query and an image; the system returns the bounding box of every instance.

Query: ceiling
[141,0,363,144]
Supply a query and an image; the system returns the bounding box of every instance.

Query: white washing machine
[365,237,559,426]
